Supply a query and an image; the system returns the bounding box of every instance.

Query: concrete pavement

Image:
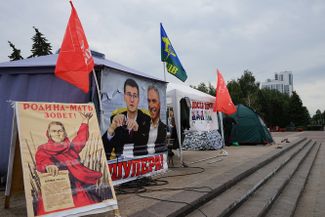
[1,131,324,217]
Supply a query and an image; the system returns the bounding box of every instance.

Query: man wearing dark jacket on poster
[146,85,167,155]
[102,78,150,159]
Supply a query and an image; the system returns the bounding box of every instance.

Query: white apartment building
[260,71,293,96]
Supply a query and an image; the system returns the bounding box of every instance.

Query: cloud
[298,78,325,115]
[1,0,325,115]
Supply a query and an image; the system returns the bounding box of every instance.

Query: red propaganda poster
[15,102,118,217]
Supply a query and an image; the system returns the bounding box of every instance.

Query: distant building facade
[260,71,293,96]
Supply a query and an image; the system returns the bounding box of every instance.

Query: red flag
[213,69,237,114]
[55,1,94,93]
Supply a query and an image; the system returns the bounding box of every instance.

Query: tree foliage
[227,70,260,108]
[29,26,52,58]
[311,109,324,125]
[227,80,244,105]
[288,91,310,127]
[238,70,260,108]
[8,41,23,61]
[227,71,310,128]
[256,88,290,128]
[191,82,216,97]
[196,82,209,94]
[6,26,53,60]
[208,82,216,96]
[192,70,312,129]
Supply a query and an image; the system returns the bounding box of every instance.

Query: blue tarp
[0,54,163,82]
[0,53,165,180]
[0,68,90,179]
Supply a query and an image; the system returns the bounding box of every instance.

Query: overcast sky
[1,0,324,115]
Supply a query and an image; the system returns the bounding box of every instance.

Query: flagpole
[92,69,103,124]
[218,112,225,148]
[163,62,166,82]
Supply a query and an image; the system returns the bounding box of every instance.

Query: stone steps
[186,139,316,217]
[132,138,316,217]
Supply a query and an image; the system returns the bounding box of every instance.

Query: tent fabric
[0,54,165,83]
[166,83,216,144]
[166,83,221,161]
[0,53,165,180]
[229,104,273,145]
[0,73,90,178]
[167,83,215,102]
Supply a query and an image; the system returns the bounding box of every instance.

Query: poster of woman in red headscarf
[15,102,117,217]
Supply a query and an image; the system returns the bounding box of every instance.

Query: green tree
[226,70,260,109]
[196,82,209,94]
[227,80,244,105]
[311,109,323,125]
[256,89,290,128]
[29,26,52,58]
[191,71,311,130]
[288,91,310,127]
[8,41,23,61]
[191,82,216,97]
[208,82,216,96]
[238,70,260,108]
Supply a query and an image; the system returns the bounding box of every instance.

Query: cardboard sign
[14,102,118,217]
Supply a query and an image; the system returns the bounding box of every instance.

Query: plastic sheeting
[182,130,223,150]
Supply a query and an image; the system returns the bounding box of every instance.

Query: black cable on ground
[157,165,206,179]
[114,165,210,216]
[116,179,212,196]
[115,177,169,195]
[115,165,207,195]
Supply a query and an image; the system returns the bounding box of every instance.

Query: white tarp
[166,83,222,162]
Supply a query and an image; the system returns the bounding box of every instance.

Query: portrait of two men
[101,74,168,160]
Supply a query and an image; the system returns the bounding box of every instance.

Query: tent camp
[228,104,273,145]
[0,52,166,184]
[166,83,223,162]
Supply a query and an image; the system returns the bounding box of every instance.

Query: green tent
[228,104,273,145]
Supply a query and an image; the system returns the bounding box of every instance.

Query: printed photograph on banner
[100,69,168,185]
[15,102,117,217]
[181,99,224,151]
[190,101,216,132]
